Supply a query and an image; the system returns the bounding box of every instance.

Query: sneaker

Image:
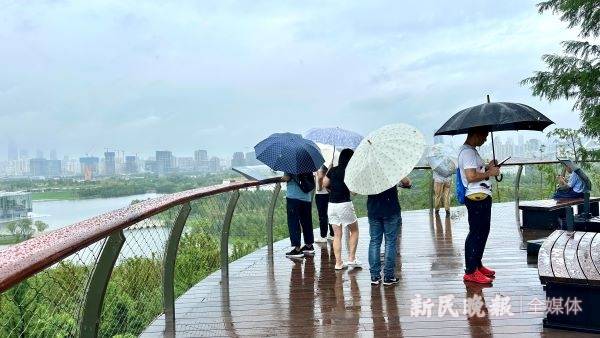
[347,258,362,268]
[383,277,400,286]
[478,266,495,277]
[285,247,304,258]
[371,276,382,285]
[315,237,327,243]
[301,245,315,255]
[327,235,334,241]
[463,270,493,284]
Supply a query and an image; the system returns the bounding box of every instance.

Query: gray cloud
[0,0,582,159]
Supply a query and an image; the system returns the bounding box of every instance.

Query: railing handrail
[2,158,598,291]
[0,177,281,292]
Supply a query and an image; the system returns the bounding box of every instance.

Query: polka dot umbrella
[254,133,325,174]
[345,124,426,195]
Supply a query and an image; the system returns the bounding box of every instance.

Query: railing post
[266,183,281,256]
[162,203,191,334]
[515,164,524,244]
[221,190,240,282]
[80,230,125,338]
[514,165,523,227]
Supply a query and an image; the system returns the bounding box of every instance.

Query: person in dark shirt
[323,149,361,270]
[367,177,411,286]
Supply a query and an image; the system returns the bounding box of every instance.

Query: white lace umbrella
[426,144,457,178]
[315,142,340,167]
[345,124,426,195]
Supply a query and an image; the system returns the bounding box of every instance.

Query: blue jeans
[368,213,401,280]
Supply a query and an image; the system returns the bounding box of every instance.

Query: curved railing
[0,159,597,337]
[0,178,282,337]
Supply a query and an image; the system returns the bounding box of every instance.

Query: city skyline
[1,131,588,179]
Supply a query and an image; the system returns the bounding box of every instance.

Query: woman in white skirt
[323,148,361,270]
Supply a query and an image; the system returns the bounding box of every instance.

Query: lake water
[0,194,168,260]
[31,193,161,231]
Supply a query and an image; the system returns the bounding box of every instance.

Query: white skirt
[327,201,357,226]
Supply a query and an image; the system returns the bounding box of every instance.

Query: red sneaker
[463,270,493,284]
[478,266,495,277]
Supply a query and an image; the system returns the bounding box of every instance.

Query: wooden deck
[143,203,598,337]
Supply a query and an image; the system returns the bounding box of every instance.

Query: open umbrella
[345,124,425,195]
[304,127,363,150]
[435,95,554,161]
[254,133,324,174]
[315,142,341,167]
[426,144,457,178]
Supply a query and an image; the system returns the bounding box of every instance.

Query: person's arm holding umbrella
[464,164,500,184]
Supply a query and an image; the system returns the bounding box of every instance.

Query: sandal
[334,262,348,270]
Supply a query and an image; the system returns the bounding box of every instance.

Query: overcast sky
[0,0,582,159]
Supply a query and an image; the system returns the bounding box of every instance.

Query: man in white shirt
[458,128,500,284]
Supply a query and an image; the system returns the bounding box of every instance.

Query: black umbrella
[435,95,554,161]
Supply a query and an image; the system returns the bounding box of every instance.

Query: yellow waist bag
[466,192,488,201]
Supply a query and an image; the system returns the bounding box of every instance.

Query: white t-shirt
[458,144,491,196]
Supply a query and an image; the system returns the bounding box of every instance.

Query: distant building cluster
[0,143,262,180]
[437,134,596,161]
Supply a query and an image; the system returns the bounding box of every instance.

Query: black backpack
[293,173,316,193]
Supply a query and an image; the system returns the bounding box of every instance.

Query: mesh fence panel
[98,205,181,338]
[174,192,231,298]
[228,186,273,261]
[0,239,105,338]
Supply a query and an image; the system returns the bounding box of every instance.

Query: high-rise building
[80,157,100,180]
[47,160,62,177]
[29,158,48,176]
[231,152,245,167]
[144,160,157,173]
[194,149,209,172]
[49,149,57,160]
[36,149,44,159]
[177,157,195,172]
[245,151,260,166]
[155,151,173,174]
[209,157,221,173]
[104,151,116,176]
[125,156,138,174]
[62,156,79,176]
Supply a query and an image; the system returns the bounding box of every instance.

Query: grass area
[31,190,77,201]
[0,235,20,245]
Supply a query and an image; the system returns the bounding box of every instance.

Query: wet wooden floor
[143,203,597,337]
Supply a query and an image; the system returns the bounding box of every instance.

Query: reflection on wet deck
[143,203,596,337]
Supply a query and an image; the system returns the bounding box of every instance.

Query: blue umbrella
[254,133,325,174]
[304,127,363,150]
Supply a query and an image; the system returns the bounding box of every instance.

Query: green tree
[6,221,17,238]
[547,127,584,160]
[16,219,34,240]
[34,220,49,233]
[521,1,600,137]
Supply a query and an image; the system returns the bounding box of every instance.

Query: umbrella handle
[495,174,503,182]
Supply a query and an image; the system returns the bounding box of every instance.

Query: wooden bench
[538,230,600,333]
[519,198,600,230]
